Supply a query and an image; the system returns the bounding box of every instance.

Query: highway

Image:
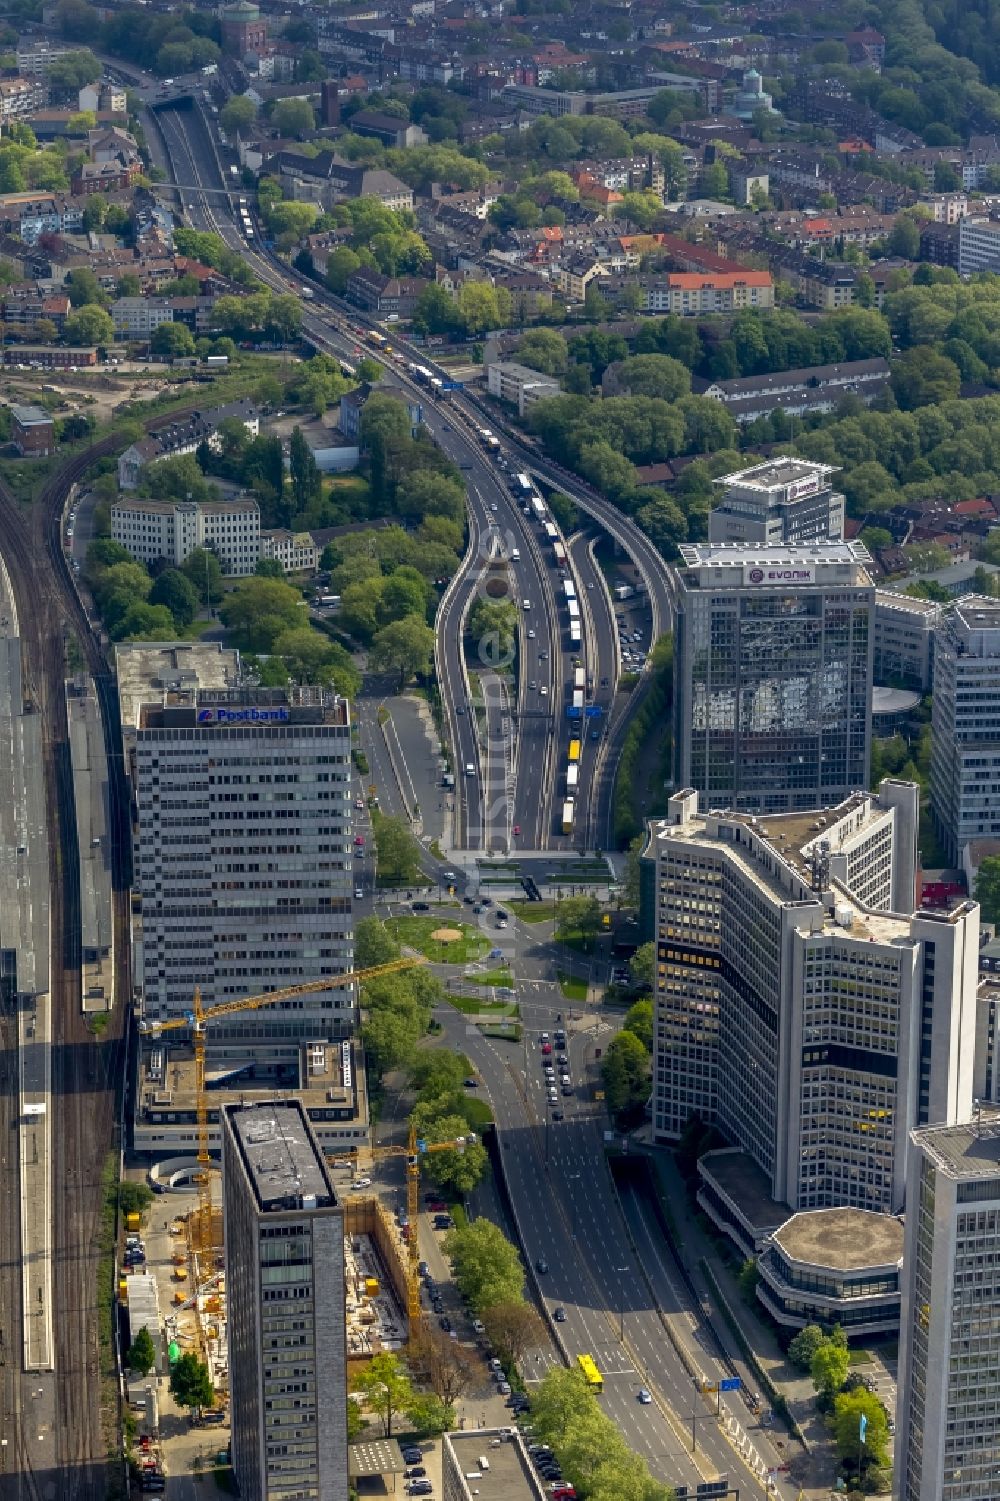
[150,97,653,857]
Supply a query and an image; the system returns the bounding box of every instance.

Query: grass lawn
[558,971,588,1003]
[446,994,519,1017]
[848,1349,874,1366]
[510,900,558,923]
[478,1021,521,1042]
[464,968,513,987]
[385,915,490,965]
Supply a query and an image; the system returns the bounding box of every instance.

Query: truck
[301,286,315,300]
[614,583,635,601]
[568,739,581,763]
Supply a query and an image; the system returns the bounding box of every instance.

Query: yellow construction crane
[371,1124,478,1333]
[139,956,426,1260]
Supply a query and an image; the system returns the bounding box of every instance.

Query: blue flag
[859,1413,868,1445]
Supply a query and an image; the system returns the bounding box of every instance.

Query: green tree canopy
[975,855,1000,925]
[127,1326,156,1376]
[601,1031,651,1117]
[442,1219,525,1313]
[352,1352,413,1437]
[169,1354,214,1411]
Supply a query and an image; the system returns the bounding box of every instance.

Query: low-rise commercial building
[756,1207,903,1336]
[260,528,319,573]
[111,496,261,576]
[442,1429,546,1501]
[10,403,54,456]
[486,360,561,416]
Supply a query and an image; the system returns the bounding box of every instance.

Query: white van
[478,1455,490,1471]
[465,762,475,776]
[511,547,520,560]
[522,598,531,609]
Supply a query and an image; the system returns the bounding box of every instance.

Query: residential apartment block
[931,596,1000,863]
[665,270,774,314]
[896,1111,1000,1501]
[222,1100,348,1501]
[700,358,890,427]
[111,497,261,576]
[117,652,354,1055]
[958,216,1000,276]
[649,785,979,1223]
[117,400,259,489]
[708,458,846,546]
[668,543,874,814]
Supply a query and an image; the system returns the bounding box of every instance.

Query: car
[513,823,521,835]
[456,705,465,714]
[560,1073,571,1086]
[539,650,548,661]
[418,1261,430,1277]
[554,1030,566,1043]
[551,1109,564,1121]
[402,1448,423,1465]
[556,1054,568,1066]
[600,676,609,687]
[439,1316,452,1332]
[553,1305,567,1321]
[498,1381,512,1396]
[351,1177,371,1189]
[472,1318,485,1334]
[405,1468,427,1480]
[540,1032,549,1042]
[431,1299,444,1314]
[407,1483,433,1497]
[540,685,548,696]
[354,887,365,899]
[479,895,492,905]
[562,1084,573,1096]
[541,1043,552,1055]
[527,627,536,639]
[529,680,537,691]
[637,1388,652,1404]
[490,501,498,511]
[412,901,430,912]
[433,1214,454,1229]
[535,1257,549,1273]
[354,796,364,809]
[443,870,457,882]
[353,834,365,847]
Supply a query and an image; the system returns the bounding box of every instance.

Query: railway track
[0,434,132,1499]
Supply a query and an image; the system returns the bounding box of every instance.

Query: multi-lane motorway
[139,92,804,1501]
[150,95,666,858]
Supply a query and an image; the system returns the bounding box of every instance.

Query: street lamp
[615,1265,628,1343]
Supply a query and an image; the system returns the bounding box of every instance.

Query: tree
[623,998,653,1053]
[601,1031,650,1117]
[372,814,422,885]
[811,1334,850,1400]
[219,578,305,652]
[630,942,655,993]
[529,1367,594,1444]
[409,1105,487,1193]
[409,1049,470,1099]
[481,1301,545,1365]
[891,348,961,410]
[64,305,113,346]
[48,48,100,90]
[737,1258,760,1304]
[169,1354,214,1411]
[150,322,196,359]
[149,568,199,628]
[410,1326,477,1404]
[404,1393,454,1438]
[119,1180,154,1218]
[443,1219,525,1314]
[888,214,921,258]
[87,538,131,571]
[127,1326,156,1376]
[369,616,435,688]
[975,855,1000,926]
[554,893,601,948]
[116,602,176,641]
[355,915,401,970]
[181,548,223,608]
[220,94,256,135]
[788,1323,826,1372]
[516,328,568,377]
[352,1352,413,1438]
[832,1387,891,1479]
[270,97,315,136]
[347,1396,366,1440]
[613,354,690,402]
[363,1006,424,1075]
[289,426,322,512]
[66,266,107,308]
[326,246,363,295]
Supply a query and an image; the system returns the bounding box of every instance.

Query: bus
[562,799,575,836]
[577,1354,603,1390]
[568,739,581,762]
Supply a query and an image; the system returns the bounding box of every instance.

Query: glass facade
[683,587,872,812]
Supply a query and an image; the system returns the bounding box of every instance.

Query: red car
[541,1043,552,1055]
[512,824,521,835]
[427,1198,446,1213]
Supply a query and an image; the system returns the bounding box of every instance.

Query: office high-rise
[222,1100,348,1501]
[669,543,874,814]
[118,649,354,1050]
[930,595,1000,863]
[896,1110,1000,1501]
[650,785,980,1214]
[708,458,845,546]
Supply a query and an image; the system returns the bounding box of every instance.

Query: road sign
[440,379,464,390]
[584,705,603,718]
[701,1381,719,1393]
[720,1377,741,1392]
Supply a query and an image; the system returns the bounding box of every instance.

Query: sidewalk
[641,1146,837,1498]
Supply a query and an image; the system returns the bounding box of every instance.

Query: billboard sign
[197,705,290,725]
